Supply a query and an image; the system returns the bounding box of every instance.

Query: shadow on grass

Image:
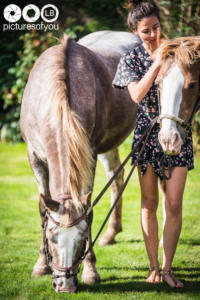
[179,238,200,246]
[79,280,200,294]
[100,275,145,281]
[98,266,200,273]
[100,267,200,280]
[98,266,156,272]
[116,239,143,244]
[172,267,200,279]
[116,238,200,246]
[79,267,200,294]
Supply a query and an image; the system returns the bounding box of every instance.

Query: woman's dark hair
[125,0,160,31]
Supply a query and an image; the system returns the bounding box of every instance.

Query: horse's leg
[159,179,166,247]
[98,148,124,246]
[81,211,101,284]
[27,149,51,277]
[81,155,101,284]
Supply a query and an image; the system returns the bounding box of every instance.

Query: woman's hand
[152,43,165,67]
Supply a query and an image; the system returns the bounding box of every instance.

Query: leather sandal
[146,266,161,283]
[162,270,184,288]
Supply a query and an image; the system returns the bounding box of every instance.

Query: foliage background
[0,0,200,146]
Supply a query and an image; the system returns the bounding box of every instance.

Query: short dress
[112,43,194,180]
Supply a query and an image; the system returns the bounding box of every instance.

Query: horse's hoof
[32,264,51,277]
[81,267,100,285]
[82,272,100,285]
[99,232,116,246]
[98,236,116,246]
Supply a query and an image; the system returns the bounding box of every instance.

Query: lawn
[0,140,200,300]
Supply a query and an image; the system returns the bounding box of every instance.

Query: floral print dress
[112,43,194,180]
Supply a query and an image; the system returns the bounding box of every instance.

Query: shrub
[0,30,58,142]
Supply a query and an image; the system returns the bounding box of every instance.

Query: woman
[112,0,194,288]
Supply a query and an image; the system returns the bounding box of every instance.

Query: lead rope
[83,117,159,259]
[86,117,159,218]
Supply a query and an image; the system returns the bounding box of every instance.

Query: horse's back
[79,31,139,152]
[78,30,141,57]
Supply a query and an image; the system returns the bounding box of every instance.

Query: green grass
[0,140,200,300]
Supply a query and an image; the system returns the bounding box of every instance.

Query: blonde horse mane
[47,35,94,212]
[162,36,200,64]
[156,36,200,82]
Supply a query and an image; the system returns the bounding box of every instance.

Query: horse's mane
[162,36,200,64]
[48,35,94,213]
[157,36,200,82]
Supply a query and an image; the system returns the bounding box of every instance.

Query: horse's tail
[49,35,94,207]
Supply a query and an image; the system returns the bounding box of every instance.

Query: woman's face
[134,15,161,47]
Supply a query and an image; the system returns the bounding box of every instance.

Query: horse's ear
[40,194,60,212]
[81,191,92,206]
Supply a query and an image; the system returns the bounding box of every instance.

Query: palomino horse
[20,32,200,293]
[20,31,139,293]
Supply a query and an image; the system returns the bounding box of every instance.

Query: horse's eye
[188,82,196,89]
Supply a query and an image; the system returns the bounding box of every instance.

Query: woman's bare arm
[127,61,160,103]
[128,43,165,103]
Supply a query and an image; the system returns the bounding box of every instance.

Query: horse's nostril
[58,281,63,287]
[174,132,179,142]
[52,281,56,290]
[74,276,78,287]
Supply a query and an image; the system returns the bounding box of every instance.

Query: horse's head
[157,37,200,155]
[40,192,91,293]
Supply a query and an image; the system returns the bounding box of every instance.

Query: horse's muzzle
[53,276,78,293]
[55,287,77,293]
[158,129,183,155]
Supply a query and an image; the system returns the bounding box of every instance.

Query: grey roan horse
[20,31,139,293]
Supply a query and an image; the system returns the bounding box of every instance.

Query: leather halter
[54,193,72,201]
[45,210,87,228]
[42,194,88,279]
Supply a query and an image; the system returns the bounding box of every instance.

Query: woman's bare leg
[138,165,160,283]
[162,167,187,288]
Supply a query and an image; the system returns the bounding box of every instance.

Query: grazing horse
[20,31,140,293]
